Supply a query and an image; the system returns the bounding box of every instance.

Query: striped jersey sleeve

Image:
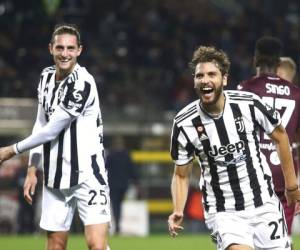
[242,91,281,134]
[60,72,92,117]
[170,101,199,165]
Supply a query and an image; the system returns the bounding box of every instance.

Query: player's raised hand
[0,146,16,165]
[285,186,300,206]
[23,167,38,205]
[168,212,184,237]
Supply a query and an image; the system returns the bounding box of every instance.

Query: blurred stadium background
[0,0,300,248]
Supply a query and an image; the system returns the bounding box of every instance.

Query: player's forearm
[276,135,298,189]
[171,175,189,213]
[171,171,190,214]
[14,106,73,154]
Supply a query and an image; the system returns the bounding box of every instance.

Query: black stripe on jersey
[230,103,263,207]
[214,117,245,211]
[78,82,91,112]
[226,91,253,101]
[42,72,53,110]
[175,105,197,124]
[201,181,209,211]
[90,97,95,106]
[70,120,79,187]
[43,142,51,187]
[50,81,61,107]
[44,72,53,94]
[43,72,54,122]
[62,81,91,113]
[171,124,195,162]
[53,130,65,189]
[91,154,106,185]
[191,115,225,212]
[38,74,44,92]
[180,127,195,157]
[96,115,100,127]
[254,99,279,125]
[171,124,180,160]
[75,70,78,80]
[68,69,79,83]
[249,104,274,197]
[42,66,55,73]
[176,109,198,124]
[38,74,44,104]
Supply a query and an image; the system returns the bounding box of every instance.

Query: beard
[195,84,223,107]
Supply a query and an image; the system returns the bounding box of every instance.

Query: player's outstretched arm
[0,146,16,165]
[269,125,300,205]
[168,162,193,237]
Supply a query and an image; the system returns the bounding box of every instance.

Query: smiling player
[168,45,300,250]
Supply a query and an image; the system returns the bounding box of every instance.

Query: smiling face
[194,61,227,113]
[49,33,82,80]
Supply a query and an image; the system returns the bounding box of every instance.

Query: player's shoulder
[237,76,258,89]
[286,79,300,93]
[225,90,260,102]
[73,64,96,84]
[174,100,199,122]
[41,65,55,75]
[237,75,270,90]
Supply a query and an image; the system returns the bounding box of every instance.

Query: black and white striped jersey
[170,90,281,214]
[30,64,107,189]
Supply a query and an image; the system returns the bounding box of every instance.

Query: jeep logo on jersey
[208,140,245,157]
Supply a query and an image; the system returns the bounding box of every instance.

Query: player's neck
[200,94,225,118]
[256,66,277,76]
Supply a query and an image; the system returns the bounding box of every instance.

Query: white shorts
[40,175,111,231]
[205,196,291,250]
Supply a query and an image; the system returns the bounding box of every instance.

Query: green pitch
[0,234,299,250]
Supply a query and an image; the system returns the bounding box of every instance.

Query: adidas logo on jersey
[100,209,107,215]
[199,133,208,141]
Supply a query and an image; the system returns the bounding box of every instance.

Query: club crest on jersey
[197,126,209,141]
[208,140,245,157]
[234,117,245,133]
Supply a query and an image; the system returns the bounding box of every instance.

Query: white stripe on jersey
[171,90,281,213]
[35,64,107,189]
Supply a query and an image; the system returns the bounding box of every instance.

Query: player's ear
[77,45,83,56]
[223,74,228,86]
[49,43,53,55]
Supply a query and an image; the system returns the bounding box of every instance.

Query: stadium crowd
[0,0,300,115]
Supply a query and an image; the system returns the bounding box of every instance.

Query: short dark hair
[254,36,282,68]
[189,46,230,76]
[51,24,81,46]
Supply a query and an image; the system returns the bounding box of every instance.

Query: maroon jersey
[237,74,300,191]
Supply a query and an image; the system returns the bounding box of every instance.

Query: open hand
[168,212,184,237]
[23,167,38,205]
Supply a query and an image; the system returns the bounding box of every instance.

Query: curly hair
[254,36,282,68]
[189,46,230,76]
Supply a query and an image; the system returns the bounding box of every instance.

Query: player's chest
[42,80,66,116]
